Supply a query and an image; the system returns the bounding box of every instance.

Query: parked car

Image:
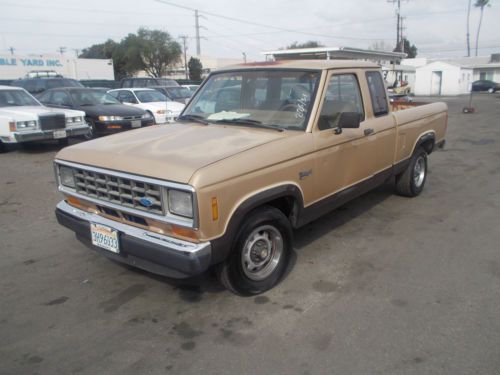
[0,86,89,152]
[182,85,200,96]
[107,88,185,124]
[54,60,448,295]
[38,88,155,139]
[119,77,179,88]
[11,77,84,95]
[471,80,499,93]
[150,86,192,104]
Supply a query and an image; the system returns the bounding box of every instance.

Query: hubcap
[241,225,283,281]
[413,155,426,188]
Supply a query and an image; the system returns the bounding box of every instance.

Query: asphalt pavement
[1,94,499,375]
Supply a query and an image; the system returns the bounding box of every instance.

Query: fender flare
[413,131,436,155]
[209,184,304,264]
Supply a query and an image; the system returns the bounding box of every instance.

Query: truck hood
[55,122,287,183]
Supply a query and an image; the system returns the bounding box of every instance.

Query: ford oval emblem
[139,197,154,207]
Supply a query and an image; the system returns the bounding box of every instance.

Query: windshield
[135,90,167,103]
[70,90,120,105]
[166,87,191,98]
[46,79,84,89]
[155,78,179,86]
[182,69,321,130]
[0,90,40,107]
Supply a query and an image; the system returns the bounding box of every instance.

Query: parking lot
[1,94,499,374]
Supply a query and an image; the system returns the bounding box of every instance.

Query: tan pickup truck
[54,60,447,295]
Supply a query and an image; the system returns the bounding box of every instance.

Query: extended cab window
[318,74,364,131]
[366,71,388,116]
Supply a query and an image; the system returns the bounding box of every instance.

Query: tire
[395,147,428,197]
[57,138,69,147]
[216,206,293,295]
[84,119,97,140]
[488,88,494,94]
[147,111,156,125]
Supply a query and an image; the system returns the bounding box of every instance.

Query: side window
[318,74,364,131]
[118,91,136,103]
[52,91,71,106]
[37,91,52,104]
[366,71,389,117]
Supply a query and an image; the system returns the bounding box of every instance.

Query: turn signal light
[107,124,122,129]
[172,225,198,241]
[9,122,16,131]
[211,197,218,221]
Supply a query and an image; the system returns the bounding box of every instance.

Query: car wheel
[57,138,69,147]
[488,88,494,94]
[395,147,428,197]
[147,111,156,124]
[217,206,293,295]
[84,119,96,140]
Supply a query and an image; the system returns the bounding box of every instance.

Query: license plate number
[131,120,141,128]
[90,223,119,253]
[53,130,67,139]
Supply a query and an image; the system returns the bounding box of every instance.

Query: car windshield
[46,79,84,89]
[135,90,167,103]
[155,78,178,86]
[0,90,40,107]
[70,90,121,105]
[182,69,321,131]
[166,87,191,98]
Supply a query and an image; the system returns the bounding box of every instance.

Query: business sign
[0,57,63,68]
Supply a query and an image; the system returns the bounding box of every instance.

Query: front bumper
[95,118,155,135]
[55,200,211,279]
[13,125,90,143]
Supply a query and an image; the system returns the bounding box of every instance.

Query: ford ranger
[54,60,447,295]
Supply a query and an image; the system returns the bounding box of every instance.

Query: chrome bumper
[13,125,90,143]
[55,200,212,278]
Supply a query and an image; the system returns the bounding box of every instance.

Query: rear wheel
[488,88,494,94]
[395,147,428,197]
[217,206,292,295]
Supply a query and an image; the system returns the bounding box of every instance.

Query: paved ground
[1,94,499,375]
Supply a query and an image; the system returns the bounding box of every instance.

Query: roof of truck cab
[216,60,380,71]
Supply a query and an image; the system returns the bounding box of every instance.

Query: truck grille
[39,114,66,130]
[123,115,143,120]
[72,167,164,215]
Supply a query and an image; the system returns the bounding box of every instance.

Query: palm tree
[466,0,472,57]
[474,0,491,56]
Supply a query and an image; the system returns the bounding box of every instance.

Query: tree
[285,41,324,49]
[474,0,491,56]
[79,39,117,59]
[135,28,182,77]
[393,38,417,58]
[368,40,392,52]
[188,57,203,81]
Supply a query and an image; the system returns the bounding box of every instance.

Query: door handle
[364,128,374,136]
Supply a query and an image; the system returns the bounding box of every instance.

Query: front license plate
[90,223,120,253]
[53,130,67,139]
[131,120,141,128]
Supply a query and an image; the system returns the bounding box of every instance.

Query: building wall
[415,62,471,96]
[0,54,114,80]
[473,67,500,82]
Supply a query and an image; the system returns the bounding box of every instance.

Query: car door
[311,69,396,202]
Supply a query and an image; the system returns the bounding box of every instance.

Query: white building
[0,54,115,80]
[414,61,473,96]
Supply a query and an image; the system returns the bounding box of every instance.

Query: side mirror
[334,112,361,134]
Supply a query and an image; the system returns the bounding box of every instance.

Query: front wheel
[488,88,495,94]
[395,147,428,197]
[217,206,293,295]
[84,119,97,140]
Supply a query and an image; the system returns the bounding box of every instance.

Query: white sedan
[108,88,185,124]
[0,86,89,153]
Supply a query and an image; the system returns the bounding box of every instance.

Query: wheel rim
[241,225,283,281]
[85,122,94,139]
[413,155,426,188]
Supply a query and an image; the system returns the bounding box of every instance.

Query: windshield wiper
[214,118,283,132]
[177,114,209,125]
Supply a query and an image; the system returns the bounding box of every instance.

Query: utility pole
[179,35,189,79]
[73,49,80,58]
[388,0,409,52]
[466,0,472,57]
[8,46,15,55]
[58,46,66,55]
[242,52,247,63]
[400,16,405,53]
[195,9,201,56]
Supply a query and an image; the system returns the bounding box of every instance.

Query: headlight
[168,189,193,218]
[141,112,152,119]
[98,115,124,121]
[66,116,83,125]
[59,166,76,188]
[15,120,37,130]
[156,110,166,114]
